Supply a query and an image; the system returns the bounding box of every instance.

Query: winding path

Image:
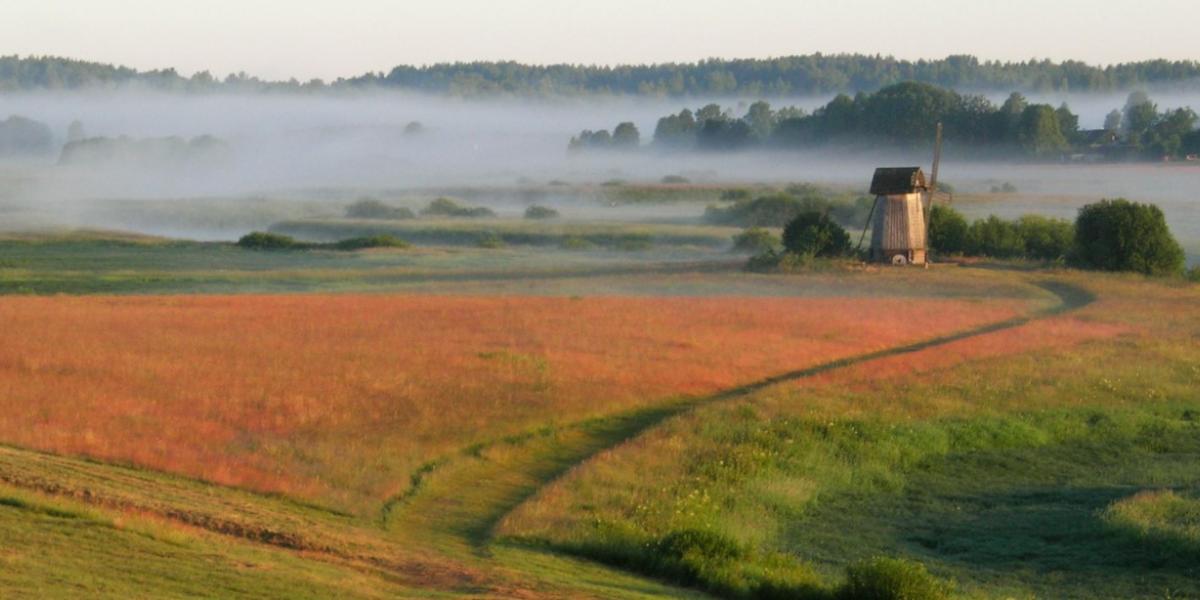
[382,279,1096,562]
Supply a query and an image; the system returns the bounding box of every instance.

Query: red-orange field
[0,294,1025,511]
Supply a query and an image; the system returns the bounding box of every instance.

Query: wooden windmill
[860,123,943,266]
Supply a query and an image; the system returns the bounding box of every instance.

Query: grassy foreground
[498,273,1200,598]
[0,229,1197,598]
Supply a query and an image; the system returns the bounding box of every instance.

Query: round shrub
[1072,199,1185,275]
[837,557,952,600]
[331,235,410,250]
[782,211,851,258]
[732,227,779,253]
[524,205,560,219]
[345,198,415,220]
[236,231,300,250]
[928,204,969,255]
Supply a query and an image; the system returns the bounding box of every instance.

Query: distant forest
[3,54,1200,96]
[571,83,1200,161]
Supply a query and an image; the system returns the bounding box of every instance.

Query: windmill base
[873,249,926,266]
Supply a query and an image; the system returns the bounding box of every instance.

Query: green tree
[995,92,1029,143]
[1017,104,1069,157]
[695,103,724,123]
[1104,109,1123,132]
[744,101,774,140]
[612,122,640,148]
[1072,199,1185,275]
[1123,91,1158,142]
[1055,103,1080,144]
[782,211,851,257]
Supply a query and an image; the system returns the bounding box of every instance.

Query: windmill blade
[856,196,879,251]
[923,122,943,263]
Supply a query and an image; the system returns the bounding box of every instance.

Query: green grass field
[0,228,1197,598]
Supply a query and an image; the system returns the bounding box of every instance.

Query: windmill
[857,123,944,266]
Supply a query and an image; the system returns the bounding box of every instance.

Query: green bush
[732,227,780,253]
[661,175,690,184]
[330,235,410,250]
[524,205,560,219]
[1072,199,1185,275]
[837,557,952,600]
[965,215,1025,258]
[707,190,869,229]
[236,231,301,250]
[476,231,505,248]
[928,204,969,255]
[1188,266,1200,283]
[782,211,851,258]
[422,197,496,218]
[1016,214,1073,261]
[345,198,415,220]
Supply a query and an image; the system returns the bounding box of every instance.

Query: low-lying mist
[0,88,1197,264]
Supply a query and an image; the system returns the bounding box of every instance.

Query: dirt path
[382,279,1096,565]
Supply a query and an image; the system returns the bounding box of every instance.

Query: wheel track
[383,279,1096,558]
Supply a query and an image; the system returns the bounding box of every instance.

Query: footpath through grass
[496,273,1200,599]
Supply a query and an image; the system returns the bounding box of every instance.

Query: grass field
[268,218,739,250]
[0,290,1026,512]
[0,228,1196,598]
[497,273,1200,598]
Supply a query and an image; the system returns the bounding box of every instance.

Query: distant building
[868,167,927,266]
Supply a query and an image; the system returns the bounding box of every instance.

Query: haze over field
[1,87,1198,264]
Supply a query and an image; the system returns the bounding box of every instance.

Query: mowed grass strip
[0,293,1026,513]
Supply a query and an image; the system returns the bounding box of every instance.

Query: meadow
[0,288,1026,512]
[497,273,1200,598]
[0,224,1195,598]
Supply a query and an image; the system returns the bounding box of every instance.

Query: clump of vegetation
[421,197,496,218]
[236,231,301,250]
[345,198,415,220]
[236,231,408,251]
[661,175,690,184]
[927,204,969,255]
[1016,214,1074,261]
[476,231,505,248]
[990,182,1018,193]
[928,206,1073,261]
[837,557,953,600]
[560,236,595,250]
[1102,490,1200,557]
[523,205,560,219]
[746,212,851,271]
[965,215,1031,259]
[1072,198,1185,276]
[1188,266,1200,283]
[568,122,639,151]
[731,227,779,254]
[783,211,851,258]
[330,235,409,250]
[706,190,872,229]
[601,179,626,187]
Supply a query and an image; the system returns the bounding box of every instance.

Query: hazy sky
[5,0,1198,81]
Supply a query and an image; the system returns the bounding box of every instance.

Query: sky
[4,0,1198,81]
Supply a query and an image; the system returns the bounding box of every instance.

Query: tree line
[575,83,1199,160]
[5,54,1200,96]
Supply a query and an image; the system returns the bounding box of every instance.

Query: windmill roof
[870,167,927,195]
